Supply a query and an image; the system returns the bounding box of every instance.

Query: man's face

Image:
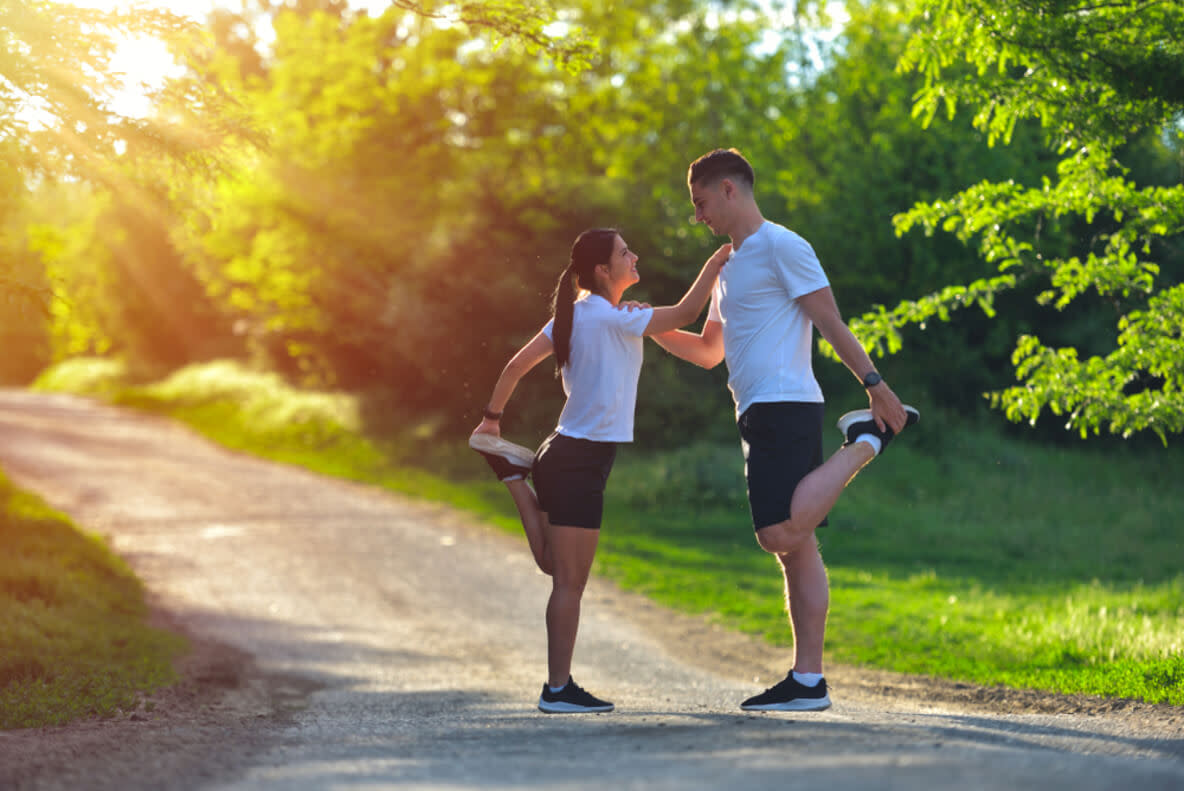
[689,180,729,236]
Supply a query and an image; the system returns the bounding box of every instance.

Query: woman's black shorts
[737,401,828,531]
[532,432,618,530]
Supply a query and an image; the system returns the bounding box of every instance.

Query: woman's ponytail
[551,228,618,376]
[551,264,577,372]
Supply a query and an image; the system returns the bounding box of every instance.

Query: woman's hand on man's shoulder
[615,300,652,312]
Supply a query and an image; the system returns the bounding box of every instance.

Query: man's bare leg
[756,441,875,555]
[778,539,829,674]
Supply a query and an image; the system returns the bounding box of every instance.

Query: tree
[0,1,200,167]
[384,0,595,69]
[0,0,590,298]
[0,140,50,383]
[159,0,1046,441]
[0,0,239,329]
[868,0,1184,441]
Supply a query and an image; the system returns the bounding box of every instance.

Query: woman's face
[601,234,641,291]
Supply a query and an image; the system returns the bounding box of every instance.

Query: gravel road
[0,389,1181,790]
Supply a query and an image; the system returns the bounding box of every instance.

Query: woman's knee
[550,568,590,596]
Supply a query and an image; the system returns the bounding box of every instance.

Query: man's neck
[729,212,765,251]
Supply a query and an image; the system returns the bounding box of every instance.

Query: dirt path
[0,389,1180,790]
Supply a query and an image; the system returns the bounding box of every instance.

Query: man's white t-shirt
[542,294,654,442]
[706,221,830,418]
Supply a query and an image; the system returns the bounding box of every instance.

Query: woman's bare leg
[545,524,600,687]
[504,479,552,575]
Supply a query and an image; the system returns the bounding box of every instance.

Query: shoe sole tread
[468,434,535,467]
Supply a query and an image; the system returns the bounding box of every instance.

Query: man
[653,148,918,711]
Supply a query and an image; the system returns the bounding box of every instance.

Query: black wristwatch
[861,371,884,389]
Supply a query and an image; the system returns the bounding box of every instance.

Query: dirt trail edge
[0,389,1180,791]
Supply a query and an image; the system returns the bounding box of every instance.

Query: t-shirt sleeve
[612,305,655,337]
[541,317,555,339]
[707,284,722,324]
[774,232,830,298]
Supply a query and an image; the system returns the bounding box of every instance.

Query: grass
[26,356,1184,707]
[0,471,184,729]
[601,425,1184,703]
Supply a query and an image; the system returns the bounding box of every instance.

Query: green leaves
[826,272,1018,361]
[390,0,598,71]
[892,0,1184,440]
[900,0,1184,148]
[5,0,1180,445]
[992,285,1184,442]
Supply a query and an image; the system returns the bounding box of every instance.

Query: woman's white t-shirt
[706,221,830,418]
[542,294,654,442]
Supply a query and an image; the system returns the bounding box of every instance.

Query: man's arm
[650,320,725,369]
[798,286,909,434]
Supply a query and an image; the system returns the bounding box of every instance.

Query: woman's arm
[471,330,554,438]
[642,244,731,336]
[650,321,725,369]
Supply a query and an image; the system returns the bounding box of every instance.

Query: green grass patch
[0,472,184,729]
[32,357,1184,705]
[602,433,1184,704]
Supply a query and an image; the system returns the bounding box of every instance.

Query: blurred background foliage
[1,0,1180,448]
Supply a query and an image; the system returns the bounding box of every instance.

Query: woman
[470,228,729,714]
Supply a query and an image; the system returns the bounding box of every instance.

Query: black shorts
[532,432,618,530]
[737,401,828,531]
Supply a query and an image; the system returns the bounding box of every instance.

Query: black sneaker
[469,434,534,481]
[537,677,614,714]
[740,673,831,712]
[836,405,920,453]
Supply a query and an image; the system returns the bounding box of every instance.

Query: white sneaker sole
[836,406,920,436]
[740,694,831,712]
[836,409,875,435]
[468,434,535,468]
[537,698,615,714]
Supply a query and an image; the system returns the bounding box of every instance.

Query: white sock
[548,682,567,693]
[792,670,824,688]
[855,433,882,456]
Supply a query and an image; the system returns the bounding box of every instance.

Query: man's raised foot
[836,405,920,454]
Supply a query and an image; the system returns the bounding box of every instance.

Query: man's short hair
[688,148,755,190]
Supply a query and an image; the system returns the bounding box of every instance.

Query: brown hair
[687,148,755,190]
[551,228,617,371]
